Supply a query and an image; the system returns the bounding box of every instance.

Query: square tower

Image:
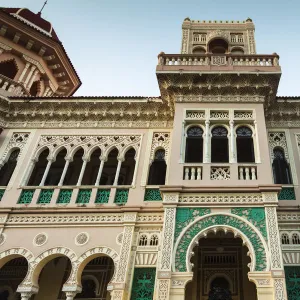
[181,17,256,55]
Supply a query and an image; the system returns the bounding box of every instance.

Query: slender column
[24,65,36,87]
[43,86,50,96]
[20,293,34,300]
[113,158,124,186]
[95,158,105,185]
[39,159,52,186]
[18,62,30,82]
[21,159,36,186]
[254,121,261,163]
[179,121,186,162]
[65,292,77,300]
[76,159,88,186]
[58,159,70,186]
[229,120,236,163]
[27,70,39,89]
[203,120,210,163]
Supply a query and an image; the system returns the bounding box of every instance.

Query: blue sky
[3,0,300,96]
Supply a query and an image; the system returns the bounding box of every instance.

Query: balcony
[17,186,131,207]
[182,163,259,183]
[157,53,280,71]
[0,74,30,97]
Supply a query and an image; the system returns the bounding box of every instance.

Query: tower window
[147,149,167,185]
[292,233,300,245]
[185,126,203,163]
[272,148,292,184]
[0,149,20,186]
[211,126,229,163]
[281,233,290,245]
[236,126,255,163]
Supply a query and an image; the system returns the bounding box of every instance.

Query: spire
[37,0,48,17]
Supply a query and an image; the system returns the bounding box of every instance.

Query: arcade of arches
[0,255,114,300]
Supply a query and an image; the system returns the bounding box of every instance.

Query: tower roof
[1,7,59,41]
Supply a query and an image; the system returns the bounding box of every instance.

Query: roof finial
[38,0,48,16]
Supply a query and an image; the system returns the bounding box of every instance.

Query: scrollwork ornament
[0,233,6,245]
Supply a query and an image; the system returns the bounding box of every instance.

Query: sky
[2,0,300,97]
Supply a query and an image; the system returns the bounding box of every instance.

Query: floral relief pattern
[175,214,267,272]
[231,207,267,240]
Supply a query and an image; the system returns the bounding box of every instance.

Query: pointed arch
[0,148,20,186]
[147,148,167,185]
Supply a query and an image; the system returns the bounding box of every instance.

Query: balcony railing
[157,53,280,68]
[0,74,30,96]
[17,186,131,206]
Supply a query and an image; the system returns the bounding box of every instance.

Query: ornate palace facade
[0,7,299,300]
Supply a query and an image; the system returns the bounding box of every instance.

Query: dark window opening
[211,126,229,163]
[77,279,96,298]
[100,148,118,185]
[120,148,136,185]
[82,148,101,185]
[272,148,292,184]
[63,148,84,185]
[44,148,67,186]
[30,80,40,96]
[147,149,167,185]
[185,126,203,163]
[208,38,229,54]
[0,59,18,79]
[0,149,20,186]
[236,126,255,163]
[28,148,49,186]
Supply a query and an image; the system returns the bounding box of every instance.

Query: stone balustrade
[0,74,30,96]
[157,53,280,67]
[183,165,202,180]
[238,165,257,180]
[182,163,259,182]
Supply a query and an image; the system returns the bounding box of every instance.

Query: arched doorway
[33,256,72,300]
[0,257,28,300]
[185,230,257,300]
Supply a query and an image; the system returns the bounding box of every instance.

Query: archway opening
[100,148,119,185]
[192,47,206,54]
[0,59,18,79]
[185,231,257,300]
[35,257,71,300]
[64,148,84,185]
[28,148,49,186]
[75,256,114,299]
[208,39,229,54]
[119,148,136,185]
[0,257,28,300]
[82,148,101,185]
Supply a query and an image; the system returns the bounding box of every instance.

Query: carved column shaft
[24,65,36,87]
[95,159,105,185]
[229,120,236,163]
[21,159,35,186]
[58,159,70,186]
[27,70,39,89]
[76,159,88,186]
[203,120,210,163]
[18,62,30,82]
[113,159,123,186]
[39,159,52,186]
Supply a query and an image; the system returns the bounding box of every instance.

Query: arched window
[0,59,18,79]
[82,148,101,185]
[281,233,290,245]
[44,148,67,186]
[211,126,229,163]
[100,148,118,185]
[28,149,49,186]
[185,126,203,163]
[120,148,136,185]
[63,148,84,185]
[147,149,167,185]
[292,233,300,245]
[0,149,20,186]
[139,234,148,246]
[231,47,244,55]
[150,234,159,246]
[272,148,292,184]
[208,39,228,54]
[192,47,206,54]
[236,126,255,163]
